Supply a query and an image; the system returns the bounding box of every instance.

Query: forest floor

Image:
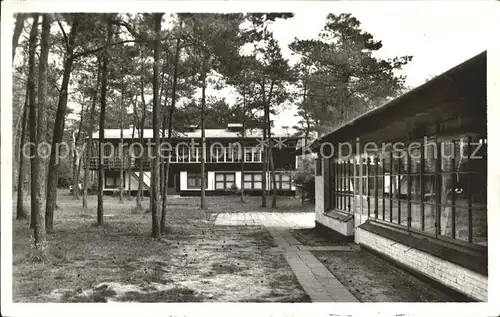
[12,192,310,302]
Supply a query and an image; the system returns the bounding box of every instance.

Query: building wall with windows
[85,125,300,196]
[310,51,487,301]
[179,170,296,195]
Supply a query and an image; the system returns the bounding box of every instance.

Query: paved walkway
[214,212,315,228]
[215,212,359,302]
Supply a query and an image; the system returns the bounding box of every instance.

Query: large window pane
[473,206,487,246]
[411,203,422,230]
[423,203,436,235]
[215,182,224,189]
[409,175,420,201]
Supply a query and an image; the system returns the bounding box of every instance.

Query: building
[299,51,487,301]
[85,123,299,196]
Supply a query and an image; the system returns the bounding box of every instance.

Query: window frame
[214,172,236,190]
[358,135,487,247]
[186,172,208,189]
[243,173,263,190]
[270,173,292,190]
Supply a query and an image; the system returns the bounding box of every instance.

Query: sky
[10,3,492,132]
[199,2,491,131]
[264,3,490,130]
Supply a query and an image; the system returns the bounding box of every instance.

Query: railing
[84,156,131,170]
[86,146,265,169]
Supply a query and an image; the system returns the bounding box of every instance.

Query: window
[244,147,262,162]
[245,148,253,162]
[330,159,354,213]
[270,173,292,190]
[187,173,207,189]
[105,171,125,188]
[243,173,262,189]
[215,173,235,190]
[225,147,233,162]
[189,147,200,162]
[210,145,223,162]
[232,145,242,162]
[338,135,487,247]
[177,144,189,163]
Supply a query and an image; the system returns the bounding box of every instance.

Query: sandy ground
[12,192,310,302]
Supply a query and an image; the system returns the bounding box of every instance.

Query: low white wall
[357,227,488,302]
[316,212,354,236]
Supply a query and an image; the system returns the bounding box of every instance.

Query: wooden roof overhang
[295,51,486,158]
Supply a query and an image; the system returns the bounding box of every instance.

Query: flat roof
[91,127,300,140]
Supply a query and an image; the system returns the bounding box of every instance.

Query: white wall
[180,171,187,191]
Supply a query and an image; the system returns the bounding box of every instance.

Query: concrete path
[214,212,359,302]
[214,212,315,228]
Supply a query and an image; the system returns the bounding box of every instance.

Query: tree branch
[72,36,170,60]
[57,19,70,50]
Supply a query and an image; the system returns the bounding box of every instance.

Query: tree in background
[180,13,246,210]
[290,13,412,135]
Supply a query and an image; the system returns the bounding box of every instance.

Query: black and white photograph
[1,1,499,316]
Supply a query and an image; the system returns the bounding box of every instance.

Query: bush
[226,183,241,196]
[293,172,315,203]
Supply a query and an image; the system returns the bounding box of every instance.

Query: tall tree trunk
[33,13,51,252]
[269,123,278,208]
[160,34,181,232]
[137,75,146,211]
[12,13,26,61]
[261,84,268,208]
[83,59,101,209]
[160,95,168,232]
[27,14,39,229]
[71,130,78,199]
[150,13,163,238]
[97,18,113,226]
[16,92,29,219]
[119,79,124,203]
[128,95,137,200]
[240,92,247,203]
[72,101,85,200]
[200,74,207,210]
[158,70,166,200]
[46,15,80,231]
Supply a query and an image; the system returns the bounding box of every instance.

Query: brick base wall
[357,227,488,302]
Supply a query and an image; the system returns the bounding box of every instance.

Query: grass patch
[12,192,309,302]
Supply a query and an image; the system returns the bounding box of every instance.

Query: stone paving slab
[296,250,359,302]
[283,251,333,302]
[214,212,315,228]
